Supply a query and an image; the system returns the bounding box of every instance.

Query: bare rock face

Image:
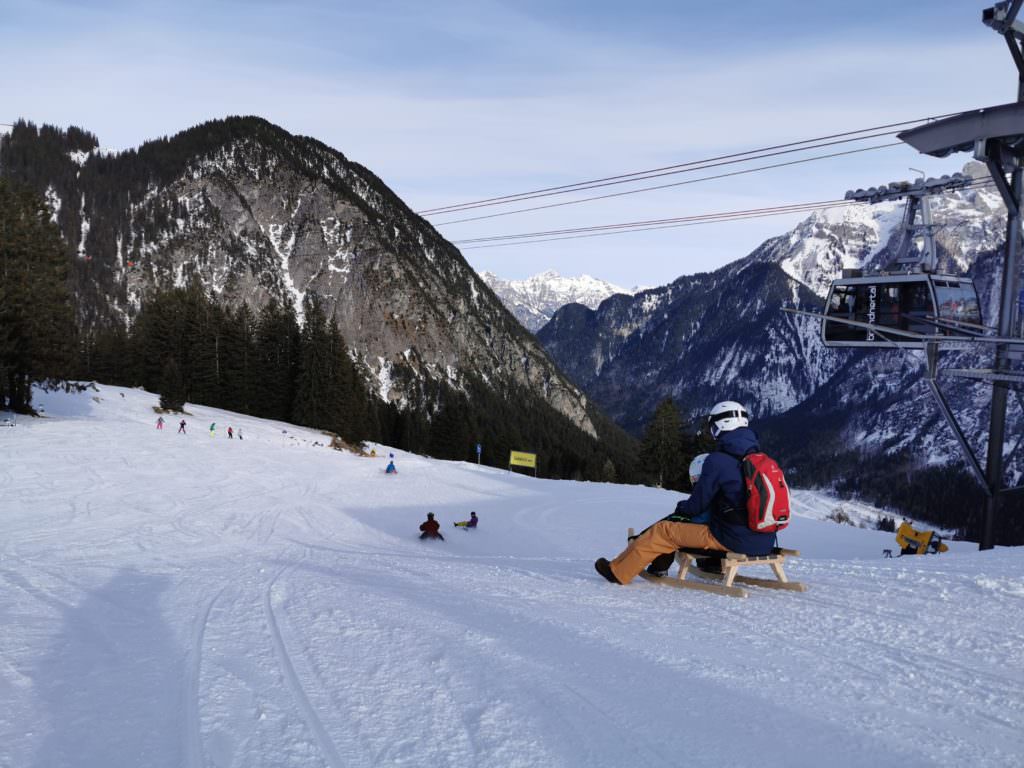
[2,118,596,435]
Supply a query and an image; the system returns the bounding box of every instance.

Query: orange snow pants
[609,521,726,584]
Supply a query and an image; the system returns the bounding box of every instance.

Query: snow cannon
[895,522,949,555]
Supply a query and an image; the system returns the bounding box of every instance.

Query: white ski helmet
[707,401,749,438]
[688,453,709,484]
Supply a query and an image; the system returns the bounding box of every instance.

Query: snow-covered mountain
[745,161,1004,298]
[5,384,1020,768]
[538,163,1022,537]
[479,270,640,331]
[538,262,837,433]
[0,118,607,440]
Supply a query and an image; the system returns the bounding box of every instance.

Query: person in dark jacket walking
[178,419,187,434]
[595,401,776,585]
[419,512,445,540]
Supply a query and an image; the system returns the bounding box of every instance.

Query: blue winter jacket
[672,427,776,556]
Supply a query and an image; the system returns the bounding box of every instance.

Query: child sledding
[454,512,478,529]
[419,513,444,541]
[418,511,480,540]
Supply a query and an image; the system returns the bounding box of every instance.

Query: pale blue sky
[0,1,1012,286]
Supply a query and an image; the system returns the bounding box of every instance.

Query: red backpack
[740,453,791,533]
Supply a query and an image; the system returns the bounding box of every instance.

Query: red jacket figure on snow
[419,513,444,540]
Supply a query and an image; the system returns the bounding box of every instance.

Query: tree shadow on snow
[30,567,181,768]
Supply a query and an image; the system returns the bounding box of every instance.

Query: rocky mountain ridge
[0,118,604,439]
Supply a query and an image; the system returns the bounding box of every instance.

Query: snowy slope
[480,270,640,331]
[1,386,1022,767]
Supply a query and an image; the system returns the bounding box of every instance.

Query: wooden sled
[628,528,807,598]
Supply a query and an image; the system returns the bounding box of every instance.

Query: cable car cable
[457,206,848,250]
[422,131,902,215]
[453,178,996,249]
[417,112,962,215]
[451,199,846,243]
[433,142,903,227]
[453,200,851,247]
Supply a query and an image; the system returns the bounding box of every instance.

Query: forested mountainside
[0,118,638,480]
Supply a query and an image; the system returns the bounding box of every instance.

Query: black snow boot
[695,557,723,574]
[594,558,621,585]
[646,552,676,577]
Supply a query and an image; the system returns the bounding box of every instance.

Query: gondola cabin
[822,272,980,348]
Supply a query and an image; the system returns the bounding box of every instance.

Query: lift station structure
[811,2,1024,549]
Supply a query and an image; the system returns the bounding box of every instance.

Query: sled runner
[628,528,806,598]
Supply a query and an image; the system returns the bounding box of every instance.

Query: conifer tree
[0,179,75,412]
[640,398,685,489]
[223,304,256,415]
[292,295,341,430]
[329,322,370,443]
[254,299,300,421]
[429,390,471,460]
[159,356,186,411]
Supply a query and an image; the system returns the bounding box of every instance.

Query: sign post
[508,450,538,477]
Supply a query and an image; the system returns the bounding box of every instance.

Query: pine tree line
[75,278,642,481]
[0,179,75,412]
[80,286,373,444]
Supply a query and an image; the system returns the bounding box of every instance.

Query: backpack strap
[719,447,755,462]
[712,448,753,527]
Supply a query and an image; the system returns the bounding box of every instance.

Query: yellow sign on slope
[509,450,537,469]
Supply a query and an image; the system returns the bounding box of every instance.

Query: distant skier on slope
[419,512,444,541]
[156,416,164,430]
[228,426,233,439]
[595,401,779,585]
[178,419,187,434]
[209,422,216,438]
[454,511,478,529]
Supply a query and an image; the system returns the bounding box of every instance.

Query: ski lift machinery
[789,1,1024,550]
[820,173,982,349]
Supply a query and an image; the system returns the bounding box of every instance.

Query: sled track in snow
[264,565,347,768]
[183,587,224,768]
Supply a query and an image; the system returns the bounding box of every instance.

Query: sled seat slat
[626,528,807,596]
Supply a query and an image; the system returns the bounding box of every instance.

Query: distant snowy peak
[747,163,1006,298]
[480,270,641,331]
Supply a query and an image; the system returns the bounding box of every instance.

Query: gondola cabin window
[822,275,981,348]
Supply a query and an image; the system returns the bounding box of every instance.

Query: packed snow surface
[1,386,1022,768]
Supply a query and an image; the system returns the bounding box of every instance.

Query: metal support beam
[1005,389,1024,465]
[985,145,1021,217]
[925,344,991,493]
[982,166,1024,549]
[945,368,1024,384]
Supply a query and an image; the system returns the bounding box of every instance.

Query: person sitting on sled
[640,453,712,576]
[454,511,478,529]
[419,512,444,540]
[595,401,776,585]
[385,458,398,474]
